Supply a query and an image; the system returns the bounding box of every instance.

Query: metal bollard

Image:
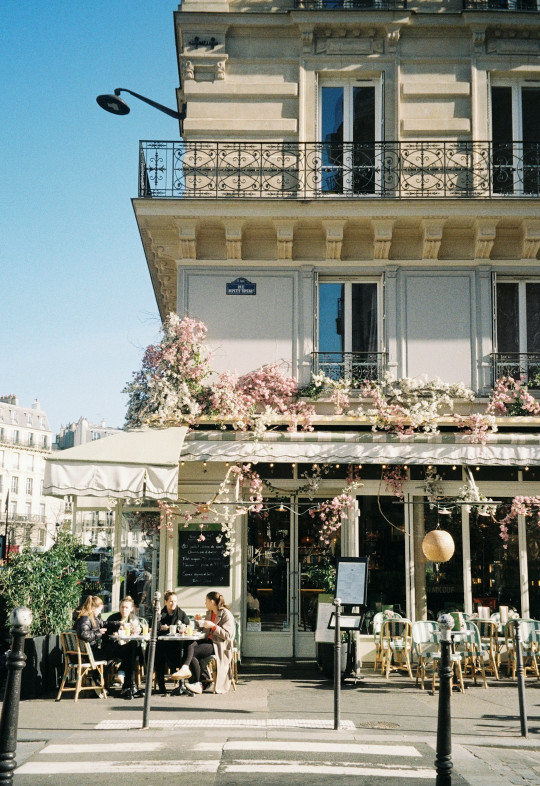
[142,591,161,730]
[435,613,454,786]
[0,606,33,784]
[333,597,341,731]
[514,620,528,738]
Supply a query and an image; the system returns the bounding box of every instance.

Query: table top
[159,632,206,642]
[112,633,149,642]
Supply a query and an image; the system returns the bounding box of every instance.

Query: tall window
[491,82,540,195]
[318,280,381,384]
[320,82,378,194]
[11,476,18,495]
[495,279,540,384]
[26,478,33,496]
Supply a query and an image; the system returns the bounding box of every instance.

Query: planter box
[21,634,62,700]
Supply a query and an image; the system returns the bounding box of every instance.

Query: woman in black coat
[75,595,107,657]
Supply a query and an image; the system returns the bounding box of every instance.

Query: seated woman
[174,591,235,694]
[155,591,191,695]
[104,596,144,699]
[75,595,107,657]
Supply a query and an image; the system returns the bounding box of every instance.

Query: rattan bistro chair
[505,619,540,680]
[380,619,413,679]
[56,631,108,701]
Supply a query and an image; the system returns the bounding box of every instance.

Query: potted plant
[0,530,91,698]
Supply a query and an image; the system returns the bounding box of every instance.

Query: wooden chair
[505,619,540,679]
[412,620,440,690]
[458,621,488,688]
[380,619,413,679]
[56,631,108,701]
[476,620,500,679]
[200,648,238,693]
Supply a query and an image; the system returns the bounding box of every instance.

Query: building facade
[48,0,540,661]
[56,417,122,451]
[0,396,62,552]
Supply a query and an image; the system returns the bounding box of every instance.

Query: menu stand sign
[335,557,368,610]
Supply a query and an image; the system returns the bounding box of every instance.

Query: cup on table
[123,622,131,636]
[186,625,193,636]
[169,624,177,636]
[500,606,509,624]
[141,621,149,636]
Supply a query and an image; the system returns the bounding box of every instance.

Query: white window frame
[490,78,540,196]
[318,79,383,196]
[495,277,540,354]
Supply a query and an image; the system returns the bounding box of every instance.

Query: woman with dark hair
[173,591,235,694]
[104,596,144,699]
[75,595,107,656]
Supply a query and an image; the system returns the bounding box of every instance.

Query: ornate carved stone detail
[181,59,194,81]
[274,222,295,260]
[472,28,486,52]
[386,28,400,52]
[323,221,345,261]
[216,61,226,80]
[422,220,445,260]
[300,27,314,54]
[176,221,197,260]
[225,222,243,260]
[521,220,540,260]
[474,219,497,259]
[373,220,394,260]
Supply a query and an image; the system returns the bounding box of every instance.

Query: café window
[491,81,540,195]
[317,280,381,385]
[319,81,380,194]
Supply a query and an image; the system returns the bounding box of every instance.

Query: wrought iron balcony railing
[139,140,540,199]
[294,0,406,8]
[491,353,540,388]
[463,0,540,10]
[312,351,387,386]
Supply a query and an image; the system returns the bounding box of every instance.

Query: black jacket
[157,606,190,636]
[106,610,141,635]
[75,613,104,646]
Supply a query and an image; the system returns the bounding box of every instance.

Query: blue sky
[2,1,181,435]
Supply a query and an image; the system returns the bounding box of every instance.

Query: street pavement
[10,659,540,785]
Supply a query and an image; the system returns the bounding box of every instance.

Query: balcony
[491,353,540,388]
[312,351,388,386]
[463,0,540,10]
[293,0,406,7]
[139,141,540,199]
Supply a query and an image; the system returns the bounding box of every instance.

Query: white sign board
[335,558,368,607]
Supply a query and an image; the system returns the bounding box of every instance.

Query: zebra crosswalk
[15,736,445,784]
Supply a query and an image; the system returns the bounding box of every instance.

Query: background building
[0,395,63,552]
[55,417,122,450]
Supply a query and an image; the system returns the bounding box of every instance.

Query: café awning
[180,429,540,466]
[44,426,188,500]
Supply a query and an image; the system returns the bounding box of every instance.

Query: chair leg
[454,660,465,694]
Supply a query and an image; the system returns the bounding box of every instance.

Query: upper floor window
[317,280,383,384]
[26,477,33,496]
[11,476,18,495]
[491,81,540,195]
[320,81,380,195]
[494,279,540,385]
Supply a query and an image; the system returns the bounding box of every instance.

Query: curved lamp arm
[96,87,185,121]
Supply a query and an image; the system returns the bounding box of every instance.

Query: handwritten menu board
[177,530,230,587]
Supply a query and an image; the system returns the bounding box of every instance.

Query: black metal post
[141,591,161,730]
[514,620,528,738]
[0,606,32,784]
[435,614,453,786]
[333,597,341,731]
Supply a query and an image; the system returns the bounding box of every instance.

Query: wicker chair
[56,631,108,701]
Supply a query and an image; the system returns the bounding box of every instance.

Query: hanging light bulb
[438,507,452,516]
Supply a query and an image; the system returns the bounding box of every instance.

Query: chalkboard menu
[177,530,230,587]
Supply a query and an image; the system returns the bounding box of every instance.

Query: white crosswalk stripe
[16,737,437,781]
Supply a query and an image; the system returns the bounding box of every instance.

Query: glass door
[244,506,292,657]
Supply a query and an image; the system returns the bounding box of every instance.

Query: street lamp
[96,88,185,121]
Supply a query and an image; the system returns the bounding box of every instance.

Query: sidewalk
[11,659,540,784]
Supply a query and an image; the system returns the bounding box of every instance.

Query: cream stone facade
[52,0,540,661]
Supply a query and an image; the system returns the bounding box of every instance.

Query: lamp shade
[422,529,455,563]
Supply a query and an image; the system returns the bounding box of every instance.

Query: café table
[158,631,206,696]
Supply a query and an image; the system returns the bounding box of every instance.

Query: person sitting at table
[155,591,190,695]
[104,596,144,700]
[75,595,107,657]
[174,591,235,695]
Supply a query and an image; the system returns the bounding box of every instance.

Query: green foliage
[0,531,92,636]
[304,558,337,593]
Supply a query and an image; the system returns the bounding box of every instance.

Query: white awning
[44,427,188,499]
[181,430,540,466]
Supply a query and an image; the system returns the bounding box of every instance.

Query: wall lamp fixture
[96,88,185,121]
